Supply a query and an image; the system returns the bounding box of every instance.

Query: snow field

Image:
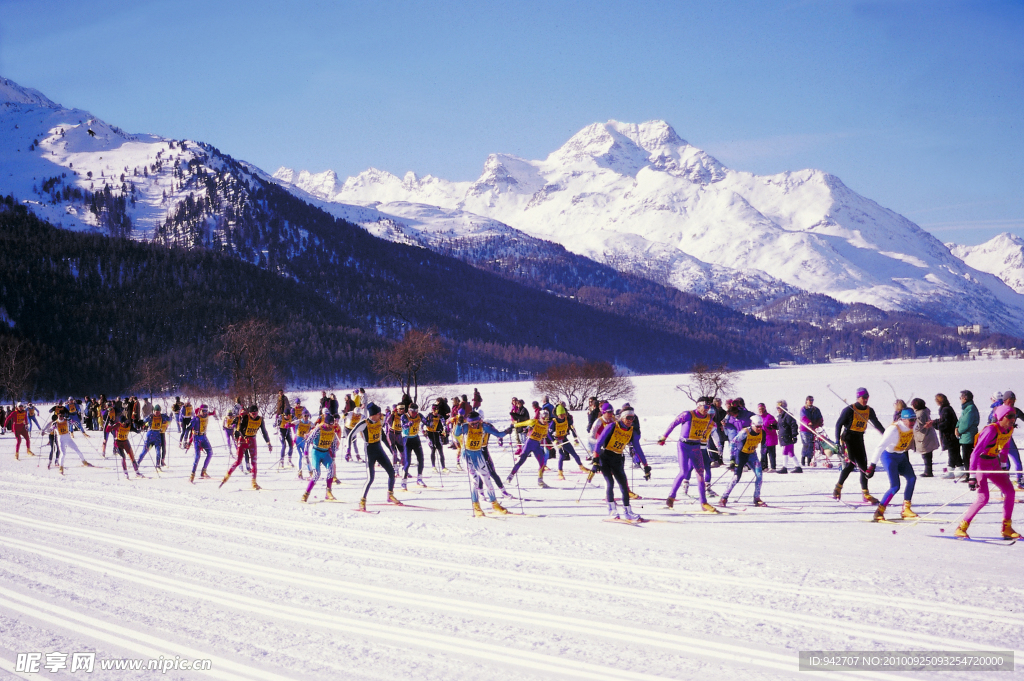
[1,358,1022,680]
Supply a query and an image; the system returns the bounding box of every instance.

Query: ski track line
[0,586,289,681]
[1,483,1018,629]
[0,519,873,681]
[1,536,731,681]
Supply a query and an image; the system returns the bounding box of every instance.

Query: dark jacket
[777,411,799,445]
[935,404,957,451]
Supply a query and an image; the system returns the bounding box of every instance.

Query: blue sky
[1,0,1021,244]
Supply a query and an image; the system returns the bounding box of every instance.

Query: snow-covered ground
[1,358,1022,680]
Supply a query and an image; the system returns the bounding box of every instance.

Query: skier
[833,388,885,504]
[619,403,651,480]
[991,390,1023,490]
[27,403,41,432]
[179,399,194,444]
[400,403,427,489]
[719,415,767,507]
[4,403,32,459]
[592,408,646,521]
[956,404,1020,539]
[275,407,295,468]
[455,411,513,516]
[867,408,919,521]
[111,414,140,478]
[189,404,215,483]
[301,413,341,502]
[42,410,94,474]
[136,405,169,469]
[658,397,720,514]
[346,403,402,511]
[550,405,586,479]
[509,409,554,488]
[221,405,273,490]
[386,404,405,466]
[425,402,447,472]
[292,409,313,479]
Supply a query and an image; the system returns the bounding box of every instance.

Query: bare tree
[534,361,634,410]
[676,363,736,403]
[217,318,284,415]
[372,328,445,403]
[131,356,171,400]
[0,336,38,402]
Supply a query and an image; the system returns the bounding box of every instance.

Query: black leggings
[760,444,776,470]
[362,442,396,498]
[404,436,424,477]
[599,451,631,505]
[427,431,445,468]
[837,434,869,490]
[180,417,191,443]
[279,428,294,458]
[389,431,404,464]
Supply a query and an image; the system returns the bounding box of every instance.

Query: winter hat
[751,415,763,427]
[991,391,1004,402]
[994,404,1015,422]
[776,399,788,409]
[899,408,916,420]
[1004,391,1017,401]
[555,405,567,416]
[367,403,381,416]
[856,388,869,398]
[153,405,161,411]
[600,402,613,413]
[467,411,482,423]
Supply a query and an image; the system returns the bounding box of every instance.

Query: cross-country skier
[111,414,139,478]
[550,405,586,479]
[455,411,513,516]
[386,404,405,466]
[719,416,767,507]
[275,407,295,468]
[292,409,313,479]
[301,413,341,502]
[346,403,402,511]
[659,397,720,513]
[510,409,555,488]
[992,390,1024,490]
[956,404,1020,540]
[136,405,169,469]
[4,403,32,459]
[593,408,646,521]
[400,403,427,489]
[867,408,919,521]
[221,405,272,490]
[189,404,215,483]
[42,410,94,474]
[833,388,885,503]
[425,403,447,472]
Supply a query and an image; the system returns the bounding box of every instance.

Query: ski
[933,536,1016,546]
[353,509,381,515]
[368,502,437,510]
[744,504,803,511]
[602,517,648,525]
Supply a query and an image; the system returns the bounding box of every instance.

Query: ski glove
[968,477,978,491]
[591,459,602,473]
[657,437,666,446]
[865,464,876,478]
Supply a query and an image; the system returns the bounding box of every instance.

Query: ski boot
[701,503,720,514]
[623,506,643,522]
[665,496,675,509]
[441,467,450,474]
[901,501,918,519]
[219,473,231,488]
[298,471,305,480]
[301,491,309,503]
[82,461,94,467]
[954,520,970,538]
[706,486,718,498]
[832,483,843,500]
[251,479,261,491]
[753,498,768,507]
[288,457,294,468]
[201,469,210,479]
[401,478,408,491]
[416,476,426,487]
[492,501,510,515]
[628,490,641,500]
[608,501,620,519]
[579,464,590,472]
[643,465,652,481]
[136,471,146,478]
[537,470,550,488]
[682,480,690,496]
[1016,481,1024,492]
[558,470,565,481]
[189,472,195,484]
[325,489,336,501]
[472,502,485,517]
[872,504,886,522]
[59,465,64,475]
[387,491,403,505]
[862,490,879,505]
[358,497,367,511]
[1003,519,1021,539]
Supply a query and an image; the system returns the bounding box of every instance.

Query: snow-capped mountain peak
[948,233,1024,295]
[0,76,58,108]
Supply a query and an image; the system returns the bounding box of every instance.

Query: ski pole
[778,406,839,450]
[904,488,973,527]
[825,384,849,406]
[883,380,899,401]
[577,468,595,503]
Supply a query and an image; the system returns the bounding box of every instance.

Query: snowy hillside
[277,120,1024,335]
[2,358,1022,680]
[949,233,1024,295]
